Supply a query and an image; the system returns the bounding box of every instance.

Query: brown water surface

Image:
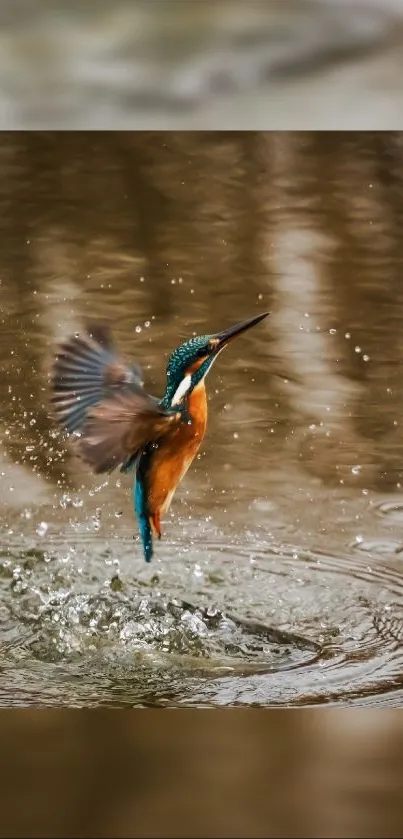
[1,132,403,707]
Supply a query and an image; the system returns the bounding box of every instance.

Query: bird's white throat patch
[171,373,192,406]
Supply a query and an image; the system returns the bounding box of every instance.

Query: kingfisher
[50,311,269,562]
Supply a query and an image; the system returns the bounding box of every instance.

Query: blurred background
[1,708,403,838]
[0,0,402,128]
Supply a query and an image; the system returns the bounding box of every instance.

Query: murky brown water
[1,131,403,707]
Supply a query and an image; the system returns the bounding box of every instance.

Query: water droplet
[36,521,48,537]
[258,293,263,300]
[345,332,351,339]
[329,328,337,335]
[135,326,142,333]
[25,444,34,452]
[363,354,370,362]
[144,321,150,328]
[115,511,123,518]
[355,534,364,544]
[351,465,361,475]
[233,432,239,439]
[355,346,361,354]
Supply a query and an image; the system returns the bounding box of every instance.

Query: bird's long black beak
[211,312,269,350]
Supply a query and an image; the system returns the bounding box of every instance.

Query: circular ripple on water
[1,526,403,707]
[177,542,403,707]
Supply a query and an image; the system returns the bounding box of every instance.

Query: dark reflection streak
[113,132,174,318]
[1,134,66,479]
[233,132,269,302]
[324,134,403,488]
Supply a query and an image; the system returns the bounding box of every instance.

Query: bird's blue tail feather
[134,476,153,563]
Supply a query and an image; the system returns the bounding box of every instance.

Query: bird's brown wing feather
[50,323,145,436]
[75,390,180,474]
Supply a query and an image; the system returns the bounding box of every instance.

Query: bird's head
[164,311,269,408]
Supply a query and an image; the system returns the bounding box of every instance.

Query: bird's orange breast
[146,382,208,521]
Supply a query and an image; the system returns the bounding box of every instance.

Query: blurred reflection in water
[2,132,403,710]
[2,131,403,491]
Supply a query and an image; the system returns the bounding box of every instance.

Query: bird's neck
[186,380,207,423]
[162,379,207,422]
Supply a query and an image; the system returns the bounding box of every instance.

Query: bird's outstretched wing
[76,390,179,474]
[50,322,146,435]
[50,322,180,474]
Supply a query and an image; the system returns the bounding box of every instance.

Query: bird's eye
[196,346,208,358]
